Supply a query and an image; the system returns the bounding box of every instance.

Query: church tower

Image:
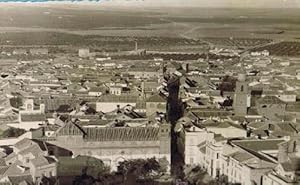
[233,74,250,116]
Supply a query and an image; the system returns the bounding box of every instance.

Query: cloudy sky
[97,0,300,8]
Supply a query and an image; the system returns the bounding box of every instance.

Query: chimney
[161,62,166,75]
[135,41,138,51]
[40,104,45,114]
[76,104,80,112]
[246,128,252,137]
[141,81,145,99]
[116,105,121,113]
[184,63,189,73]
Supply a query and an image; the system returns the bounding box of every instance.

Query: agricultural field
[0,32,208,52]
[0,5,300,50]
[202,38,273,49]
[112,53,239,61]
[251,41,300,57]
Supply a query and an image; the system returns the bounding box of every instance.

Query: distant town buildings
[78,48,90,58]
[0,35,299,185]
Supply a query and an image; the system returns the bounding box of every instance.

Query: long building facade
[47,121,171,171]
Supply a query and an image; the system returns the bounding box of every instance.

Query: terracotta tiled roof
[257,96,285,105]
[0,166,9,176]
[36,98,78,112]
[97,95,139,103]
[8,175,33,185]
[230,151,254,162]
[232,139,285,152]
[0,158,6,167]
[56,121,160,142]
[56,122,86,136]
[203,121,244,129]
[18,144,44,157]
[3,164,30,177]
[30,156,56,168]
[281,158,300,172]
[192,110,232,118]
[84,126,160,141]
[20,114,45,122]
[146,94,166,103]
[14,139,33,151]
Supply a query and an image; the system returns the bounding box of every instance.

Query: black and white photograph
[0,0,299,184]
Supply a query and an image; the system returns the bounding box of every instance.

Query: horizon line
[0,1,299,9]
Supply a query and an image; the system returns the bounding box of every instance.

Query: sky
[95,0,300,8]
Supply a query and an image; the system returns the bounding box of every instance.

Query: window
[241,85,244,92]
[216,153,219,159]
[49,171,53,177]
[190,157,194,164]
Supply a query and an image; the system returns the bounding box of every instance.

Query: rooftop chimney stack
[135,41,138,51]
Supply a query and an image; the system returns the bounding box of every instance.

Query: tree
[73,174,95,185]
[158,157,170,174]
[117,157,164,179]
[9,96,23,108]
[219,96,233,107]
[218,75,237,93]
[207,174,231,185]
[58,156,110,185]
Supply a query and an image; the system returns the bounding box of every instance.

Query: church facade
[47,121,171,171]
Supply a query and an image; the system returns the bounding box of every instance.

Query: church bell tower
[233,74,250,116]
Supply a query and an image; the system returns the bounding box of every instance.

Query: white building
[95,95,138,113]
[177,124,214,166]
[8,99,46,130]
[78,48,90,58]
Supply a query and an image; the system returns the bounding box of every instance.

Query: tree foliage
[117,157,168,179]
[219,96,233,107]
[68,156,110,185]
[9,96,23,108]
[218,75,237,93]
